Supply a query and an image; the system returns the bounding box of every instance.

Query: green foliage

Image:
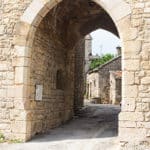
[0,132,22,143]
[8,139,22,144]
[90,53,114,70]
[0,132,5,143]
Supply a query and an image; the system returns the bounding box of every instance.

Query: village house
[86,47,122,104]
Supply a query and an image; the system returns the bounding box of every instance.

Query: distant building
[86,48,122,104]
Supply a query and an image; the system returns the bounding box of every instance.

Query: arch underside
[46,0,119,48]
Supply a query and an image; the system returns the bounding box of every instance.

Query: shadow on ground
[30,104,121,143]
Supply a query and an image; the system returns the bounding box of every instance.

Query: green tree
[90,53,114,70]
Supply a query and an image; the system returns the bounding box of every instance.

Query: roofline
[88,55,121,74]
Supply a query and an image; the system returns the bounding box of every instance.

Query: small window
[94,80,96,87]
[56,69,64,90]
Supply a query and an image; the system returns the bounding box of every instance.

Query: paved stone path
[0,104,121,150]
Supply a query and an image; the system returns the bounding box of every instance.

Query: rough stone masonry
[0,0,150,149]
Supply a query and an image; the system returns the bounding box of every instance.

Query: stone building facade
[86,56,121,104]
[0,0,150,149]
[110,71,122,105]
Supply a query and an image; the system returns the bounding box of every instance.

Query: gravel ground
[0,104,121,150]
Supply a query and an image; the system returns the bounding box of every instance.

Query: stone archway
[12,0,148,149]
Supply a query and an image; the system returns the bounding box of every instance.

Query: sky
[91,29,121,56]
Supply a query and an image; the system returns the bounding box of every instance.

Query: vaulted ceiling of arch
[43,0,119,48]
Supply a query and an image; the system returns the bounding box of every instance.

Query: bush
[0,132,5,143]
[90,53,114,70]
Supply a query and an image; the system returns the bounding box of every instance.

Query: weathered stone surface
[136,103,150,112]
[0,0,150,149]
[145,112,150,121]
[123,71,134,85]
[122,99,136,112]
[123,85,138,98]
[141,77,150,85]
[119,112,144,121]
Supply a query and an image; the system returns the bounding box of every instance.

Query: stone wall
[86,72,100,100]
[0,0,150,149]
[0,0,77,139]
[119,0,150,149]
[0,0,33,139]
[28,12,74,136]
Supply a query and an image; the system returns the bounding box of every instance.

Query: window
[56,69,64,90]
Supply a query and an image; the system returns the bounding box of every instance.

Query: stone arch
[13,0,134,141]
[14,0,132,48]
[14,0,132,88]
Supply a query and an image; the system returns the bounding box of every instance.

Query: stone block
[0,89,7,97]
[137,122,150,128]
[10,133,29,142]
[145,112,150,122]
[6,102,14,109]
[12,57,30,67]
[146,129,150,137]
[15,22,30,36]
[144,8,150,13]
[0,123,10,130]
[123,59,140,71]
[141,77,150,85]
[14,85,30,99]
[0,25,5,35]
[123,71,134,85]
[119,112,144,121]
[44,0,61,9]
[142,98,150,103]
[119,127,146,141]
[15,67,29,84]
[2,80,14,85]
[141,61,150,70]
[136,103,150,112]
[122,99,136,112]
[119,121,136,128]
[10,110,29,121]
[123,85,138,98]
[0,63,8,71]
[7,87,15,98]
[7,72,14,80]
[14,46,31,58]
[13,35,27,46]
[139,93,150,98]
[11,121,29,134]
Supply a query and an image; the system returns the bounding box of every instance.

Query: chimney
[116,46,121,56]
